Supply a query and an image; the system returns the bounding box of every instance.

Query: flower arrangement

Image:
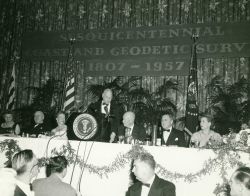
[221,129,250,150]
[237,129,250,146]
[214,182,230,196]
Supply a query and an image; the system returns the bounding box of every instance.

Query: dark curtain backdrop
[0,0,249,118]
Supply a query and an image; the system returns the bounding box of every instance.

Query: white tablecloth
[0,136,249,196]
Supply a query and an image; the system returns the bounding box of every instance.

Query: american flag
[6,64,16,110]
[184,35,199,135]
[63,43,75,112]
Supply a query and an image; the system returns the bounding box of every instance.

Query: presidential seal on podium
[72,113,97,140]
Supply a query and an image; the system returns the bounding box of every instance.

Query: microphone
[105,113,115,122]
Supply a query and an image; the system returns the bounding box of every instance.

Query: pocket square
[174,138,179,141]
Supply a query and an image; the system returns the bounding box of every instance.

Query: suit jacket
[14,185,27,196]
[87,100,122,142]
[32,174,77,196]
[161,128,187,147]
[118,124,147,141]
[28,122,50,137]
[126,175,176,196]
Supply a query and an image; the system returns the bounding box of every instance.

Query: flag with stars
[63,44,76,112]
[184,39,199,135]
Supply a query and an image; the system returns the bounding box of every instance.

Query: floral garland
[0,139,21,166]
[213,183,230,196]
[0,139,249,195]
[213,133,250,195]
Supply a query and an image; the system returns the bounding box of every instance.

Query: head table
[0,136,249,196]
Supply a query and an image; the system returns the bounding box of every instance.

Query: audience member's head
[11,149,39,183]
[230,167,250,196]
[161,112,174,130]
[102,88,113,104]
[34,111,44,124]
[123,111,135,128]
[46,156,68,178]
[132,152,156,184]
[199,114,213,131]
[56,111,66,126]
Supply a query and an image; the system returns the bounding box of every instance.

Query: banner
[22,22,250,76]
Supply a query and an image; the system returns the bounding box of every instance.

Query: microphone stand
[76,140,95,192]
[70,120,98,187]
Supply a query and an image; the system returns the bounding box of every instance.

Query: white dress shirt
[101,101,111,114]
[125,124,134,137]
[141,175,155,196]
[15,179,34,196]
[163,127,172,143]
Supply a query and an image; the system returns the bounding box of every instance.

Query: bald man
[87,89,122,142]
[118,111,146,143]
[28,111,50,137]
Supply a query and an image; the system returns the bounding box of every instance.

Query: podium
[66,112,98,141]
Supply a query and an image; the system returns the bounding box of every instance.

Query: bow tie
[103,103,109,106]
[142,183,150,187]
[163,129,170,132]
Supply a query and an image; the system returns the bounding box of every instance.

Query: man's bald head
[34,111,44,124]
[102,89,113,104]
[123,111,135,128]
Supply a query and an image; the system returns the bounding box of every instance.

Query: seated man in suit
[11,149,39,196]
[118,111,146,143]
[127,152,176,196]
[33,156,79,196]
[29,111,50,137]
[160,112,187,147]
[87,88,122,142]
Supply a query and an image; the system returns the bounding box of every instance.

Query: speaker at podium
[66,112,98,141]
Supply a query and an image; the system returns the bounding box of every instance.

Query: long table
[0,136,249,196]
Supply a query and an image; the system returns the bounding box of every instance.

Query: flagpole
[191,33,199,102]
[189,34,198,70]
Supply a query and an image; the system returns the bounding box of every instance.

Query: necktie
[124,128,132,144]
[142,183,150,187]
[125,127,131,137]
[103,103,108,114]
